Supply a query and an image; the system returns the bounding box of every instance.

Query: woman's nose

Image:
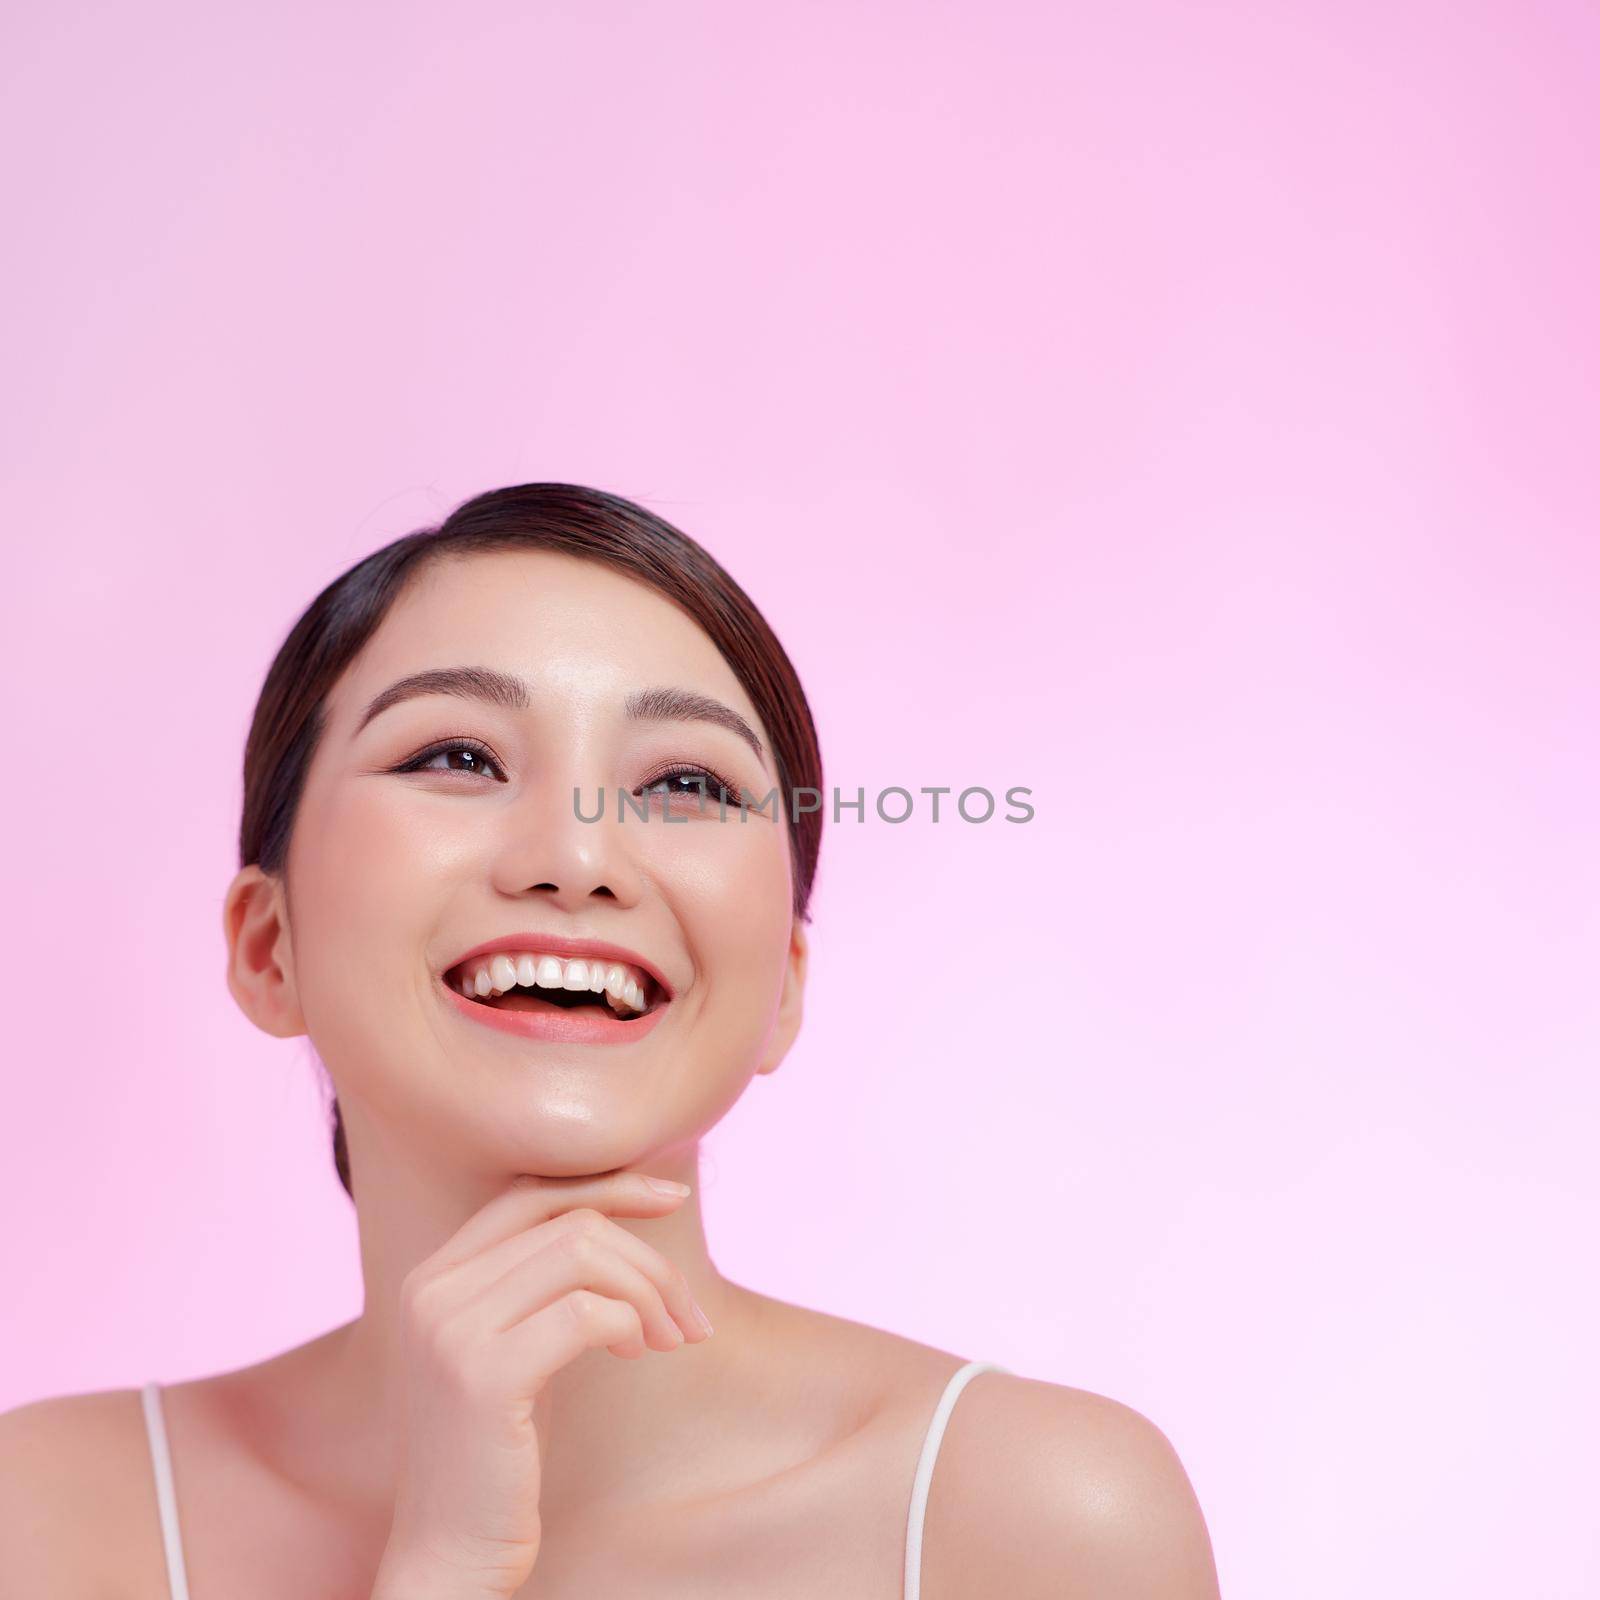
[487,774,643,908]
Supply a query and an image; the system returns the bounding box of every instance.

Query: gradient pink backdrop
[3,4,1597,1595]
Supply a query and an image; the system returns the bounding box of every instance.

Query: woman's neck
[280,1125,754,1532]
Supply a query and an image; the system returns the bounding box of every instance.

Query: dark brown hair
[237,483,824,1200]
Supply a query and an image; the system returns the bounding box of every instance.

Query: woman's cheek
[655,799,792,914]
[692,841,797,1052]
[287,790,447,1101]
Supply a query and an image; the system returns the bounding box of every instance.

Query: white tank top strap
[903,1359,1011,1600]
[140,1382,192,1600]
[139,1363,1005,1600]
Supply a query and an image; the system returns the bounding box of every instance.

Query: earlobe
[756,922,809,1077]
[222,865,306,1038]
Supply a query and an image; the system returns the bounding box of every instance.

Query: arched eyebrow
[624,684,765,764]
[354,666,766,764]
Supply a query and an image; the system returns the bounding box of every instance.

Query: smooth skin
[0,550,1220,1598]
[373,1173,712,1598]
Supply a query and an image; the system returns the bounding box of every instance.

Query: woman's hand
[368,1170,712,1600]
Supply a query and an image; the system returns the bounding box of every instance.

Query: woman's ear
[755,920,809,1076]
[223,865,306,1038]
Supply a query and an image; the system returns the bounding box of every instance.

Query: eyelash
[639,763,745,806]
[394,739,744,803]
[394,736,506,780]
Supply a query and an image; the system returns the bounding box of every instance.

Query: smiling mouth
[445,953,665,1020]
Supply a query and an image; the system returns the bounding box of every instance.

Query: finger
[461,1227,685,1353]
[423,1171,690,1272]
[432,1207,710,1345]
[485,1290,651,1382]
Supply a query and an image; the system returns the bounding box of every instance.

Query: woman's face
[230,548,806,1179]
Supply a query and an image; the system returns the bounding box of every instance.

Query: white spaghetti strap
[140,1382,192,1600]
[903,1359,1011,1600]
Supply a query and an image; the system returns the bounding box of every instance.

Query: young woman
[0,483,1220,1598]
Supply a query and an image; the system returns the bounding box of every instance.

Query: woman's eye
[639,766,738,805]
[400,742,506,780]
[395,748,734,800]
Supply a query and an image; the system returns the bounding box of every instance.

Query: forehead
[331,547,760,726]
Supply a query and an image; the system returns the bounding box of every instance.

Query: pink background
[3,4,1597,1595]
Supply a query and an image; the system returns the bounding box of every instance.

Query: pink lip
[441,931,675,1002]
[438,930,675,1046]
[440,979,667,1044]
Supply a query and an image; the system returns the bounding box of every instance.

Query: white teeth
[453,952,659,1015]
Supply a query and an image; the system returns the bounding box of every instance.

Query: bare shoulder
[741,1295,1218,1596]
[921,1372,1221,1600]
[0,1387,169,1599]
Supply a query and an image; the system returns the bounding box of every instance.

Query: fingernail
[645,1177,692,1197]
[689,1298,715,1336]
